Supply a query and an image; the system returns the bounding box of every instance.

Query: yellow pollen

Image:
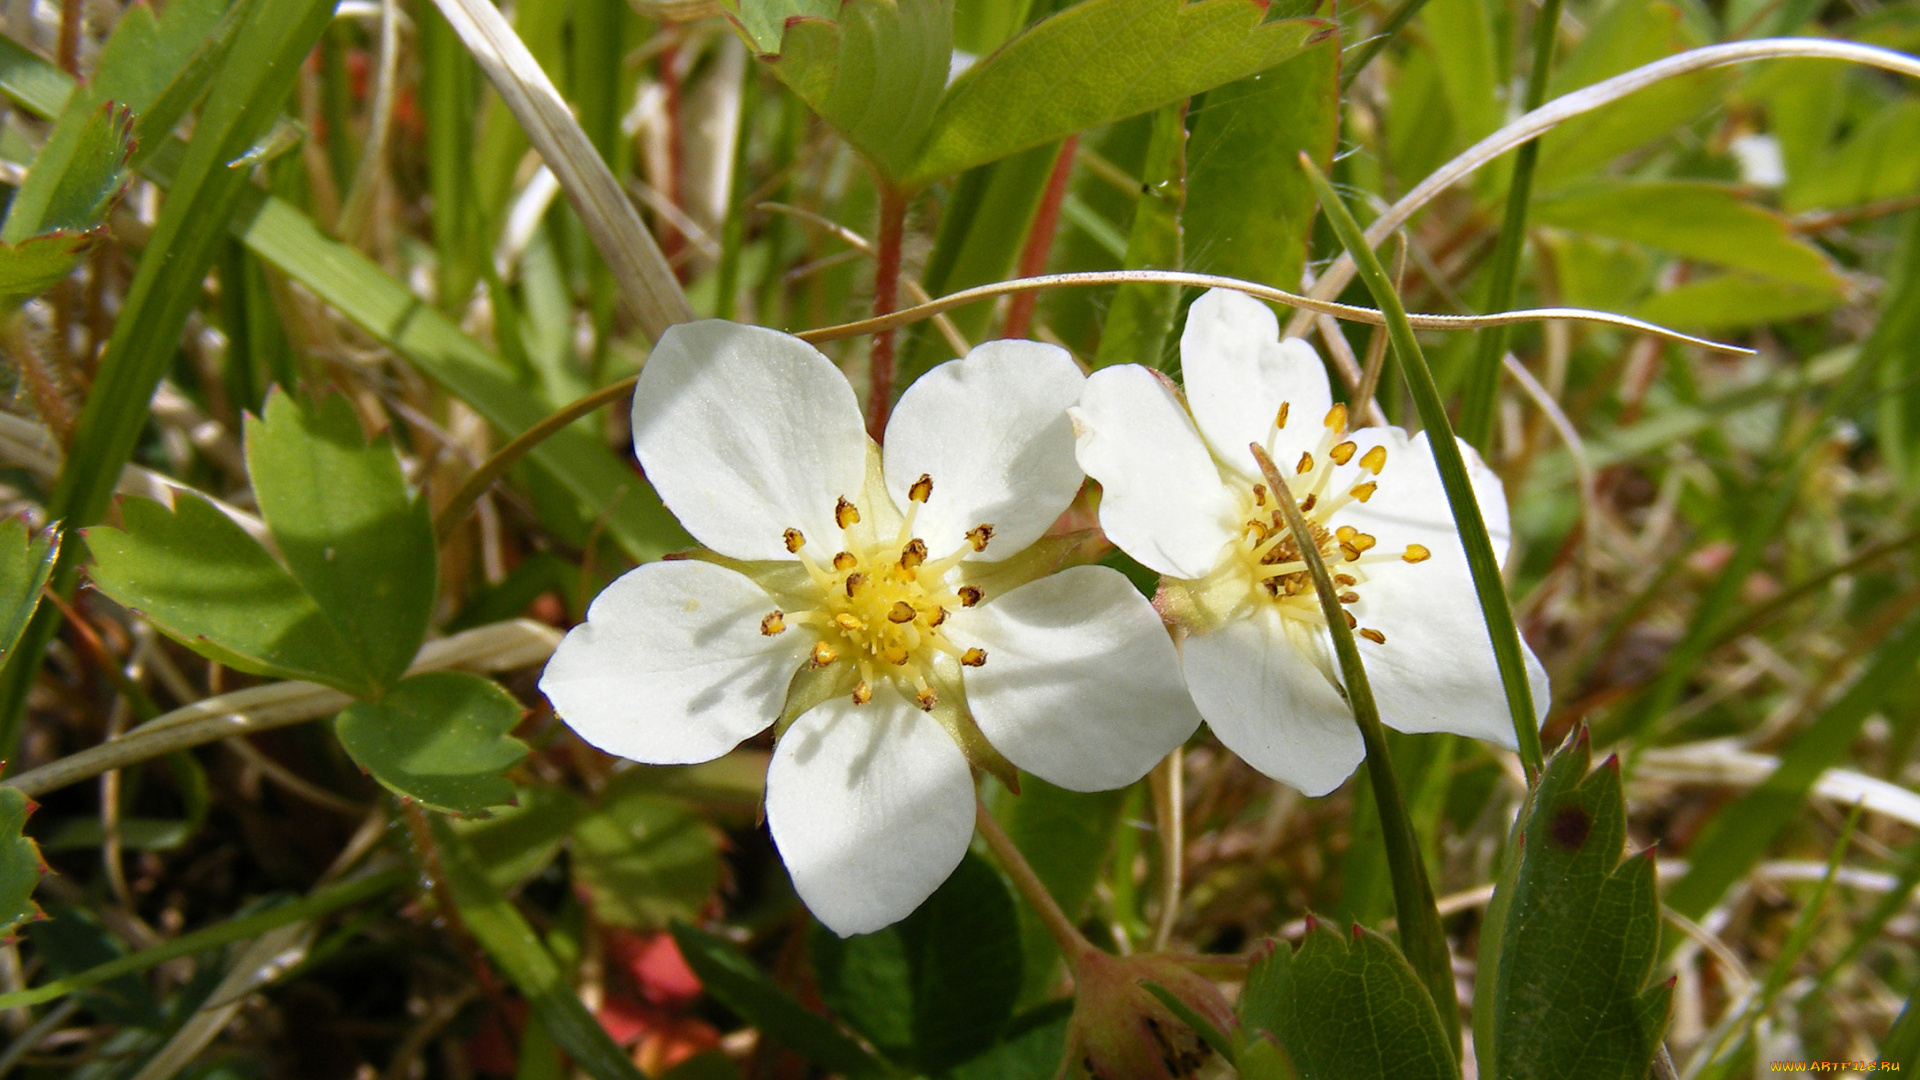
[760,611,786,636]
[1403,544,1431,563]
[1350,481,1378,502]
[1324,403,1348,431]
[1359,628,1386,644]
[852,681,872,705]
[928,606,948,627]
[1336,525,1358,543]
[835,496,860,528]
[1330,441,1357,465]
[900,538,928,569]
[909,473,933,503]
[1359,446,1387,475]
[783,528,805,553]
[1296,451,1314,474]
[1342,610,1358,629]
[834,613,863,632]
[1300,493,1317,513]
[1252,483,1267,506]
[966,524,995,552]
[1246,520,1270,543]
[961,648,987,667]
[888,601,917,624]
[883,645,910,666]
[810,641,837,667]
[1335,573,1357,586]
[1275,402,1290,429]
[832,552,857,571]
[1341,542,1362,562]
[1350,533,1377,553]
[1338,591,1360,604]
[916,686,938,710]
[844,572,865,597]
[958,585,983,607]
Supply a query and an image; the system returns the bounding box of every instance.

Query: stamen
[916,684,938,710]
[783,528,805,553]
[1336,525,1357,543]
[844,572,865,597]
[1299,493,1317,513]
[1342,610,1358,629]
[1404,544,1431,563]
[1335,573,1356,586]
[1359,628,1387,644]
[909,474,934,503]
[835,496,861,528]
[1341,542,1362,562]
[1329,441,1357,465]
[1245,520,1270,543]
[957,585,983,607]
[810,641,837,667]
[1350,533,1377,553]
[900,538,927,570]
[966,524,995,552]
[834,614,863,633]
[927,606,948,627]
[883,645,910,666]
[961,648,987,667]
[1275,402,1290,429]
[852,680,873,705]
[832,551,857,571]
[760,611,786,636]
[1338,591,1360,604]
[1296,451,1313,474]
[1349,481,1378,502]
[1323,403,1348,431]
[1359,446,1387,475]
[1252,483,1267,507]
[887,601,917,624]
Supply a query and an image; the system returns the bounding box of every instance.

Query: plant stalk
[865,183,909,440]
[1002,136,1077,341]
[974,793,1099,967]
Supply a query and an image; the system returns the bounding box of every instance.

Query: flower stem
[1002,136,1078,341]
[1251,443,1461,1058]
[865,183,908,441]
[1300,154,1547,783]
[975,793,1098,966]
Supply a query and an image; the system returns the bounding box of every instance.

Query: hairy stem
[975,793,1098,966]
[1003,136,1078,341]
[865,184,908,440]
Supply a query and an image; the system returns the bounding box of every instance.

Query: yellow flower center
[756,476,990,711]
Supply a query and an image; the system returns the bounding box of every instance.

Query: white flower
[539,321,1201,936]
[1069,290,1550,797]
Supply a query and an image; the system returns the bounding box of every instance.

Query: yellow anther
[852,681,872,705]
[916,686,938,711]
[810,641,838,668]
[1341,542,1362,562]
[1349,481,1378,503]
[1403,544,1431,563]
[1324,403,1348,431]
[900,538,927,570]
[835,496,860,528]
[845,572,865,597]
[1275,402,1290,429]
[1336,525,1358,543]
[966,524,995,552]
[832,551,857,571]
[1338,591,1360,604]
[1351,533,1377,553]
[783,528,805,553]
[961,648,987,667]
[883,645,910,666]
[1359,628,1386,644]
[957,586,983,607]
[1299,493,1317,513]
[834,613,863,633]
[1252,483,1267,507]
[1342,610,1358,629]
[760,611,786,636]
[1330,441,1357,465]
[928,606,948,627]
[1335,573,1356,586]
[1245,520,1269,544]
[1296,451,1314,474]
[1359,445,1387,475]
[909,474,934,503]
[887,601,917,624]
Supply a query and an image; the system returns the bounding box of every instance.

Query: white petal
[766,689,977,936]
[1180,289,1335,481]
[539,560,805,764]
[950,566,1201,792]
[631,320,868,560]
[1182,612,1363,796]
[1346,551,1550,750]
[1070,365,1235,579]
[1334,429,1513,566]
[883,340,1086,562]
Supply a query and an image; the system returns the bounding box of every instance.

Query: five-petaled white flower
[1069,289,1549,796]
[540,321,1202,936]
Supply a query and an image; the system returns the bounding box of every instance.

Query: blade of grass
[1299,155,1546,781]
[1456,0,1563,447]
[1253,444,1461,1059]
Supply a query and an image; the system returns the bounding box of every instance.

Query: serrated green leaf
[448,784,586,892]
[334,672,528,816]
[0,787,43,941]
[244,391,436,692]
[25,102,134,237]
[84,494,372,693]
[1184,32,1336,297]
[812,850,1021,1073]
[1475,732,1669,1080]
[0,519,57,664]
[570,774,722,929]
[0,230,92,306]
[1244,924,1458,1080]
[744,0,953,181]
[1533,182,1841,290]
[907,0,1327,183]
[669,921,891,1080]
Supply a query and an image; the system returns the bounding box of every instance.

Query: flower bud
[1064,951,1236,1080]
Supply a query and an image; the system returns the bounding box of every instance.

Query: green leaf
[811,851,1021,1073]
[984,777,1128,1003]
[448,784,586,893]
[85,494,371,692]
[244,391,436,692]
[1474,730,1670,1080]
[432,818,652,1080]
[907,0,1327,183]
[1532,181,1841,290]
[742,0,954,181]
[1242,923,1457,1080]
[1184,32,1337,298]
[570,772,722,928]
[0,519,57,664]
[1870,210,1920,488]
[1419,0,1500,150]
[1093,102,1187,371]
[1632,272,1845,332]
[0,787,44,941]
[669,921,891,1079]
[0,232,93,305]
[334,672,528,816]
[944,1001,1073,1080]
[10,101,135,238]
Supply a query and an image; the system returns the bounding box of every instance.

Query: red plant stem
[865,183,909,440]
[57,0,80,74]
[1002,136,1077,341]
